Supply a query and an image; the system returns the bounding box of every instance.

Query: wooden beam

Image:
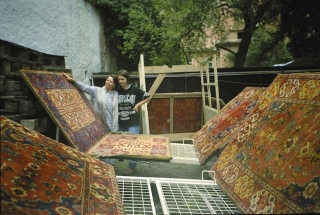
[148,73,166,99]
[144,65,201,74]
[138,54,150,134]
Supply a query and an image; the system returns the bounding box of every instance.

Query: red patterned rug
[1,115,125,215]
[19,70,172,161]
[210,73,320,213]
[19,70,109,152]
[193,87,267,164]
[148,97,202,134]
[173,97,202,133]
[148,98,171,134]
[87,133,172,160]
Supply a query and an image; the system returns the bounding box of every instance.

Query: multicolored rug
[192,87,267,164]
[19,70,172,161]
[19,70,109,152]
[148,97,202,134]
[87,133,172,160]
[1,115,125,215]
[210,72,320,214]
[148,98,171,134]
[173,97,202,133]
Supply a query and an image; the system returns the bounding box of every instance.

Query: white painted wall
[0,0,114,85]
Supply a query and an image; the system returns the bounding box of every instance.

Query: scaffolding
[138,53,221,136]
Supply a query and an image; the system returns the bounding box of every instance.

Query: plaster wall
[0,0,114,85]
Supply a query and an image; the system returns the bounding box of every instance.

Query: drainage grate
[117,176,156,215]
[155,178,242,214]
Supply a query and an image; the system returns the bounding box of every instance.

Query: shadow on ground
[114,155,218,180]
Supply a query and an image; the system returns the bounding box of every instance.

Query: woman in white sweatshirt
[63,72,119,168]
[63,72,119,131]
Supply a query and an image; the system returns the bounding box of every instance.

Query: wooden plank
[153,92,202,99]
[213,52,221,112]
[2,115,21,122]
[4,101,18,110]
[1,61,11,73]
[138,54,150,134]
[20,119,38,130]
[19,100,33,112]
[148,73,166,99]
[5,80,20,91]
[38,117,53,129]
[144,65,201,74]
[0,76,5,92]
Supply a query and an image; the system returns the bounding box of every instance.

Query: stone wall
[0,0,115,86]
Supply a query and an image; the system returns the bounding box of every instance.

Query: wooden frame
[138,53,221,141]
[150,92,203,140]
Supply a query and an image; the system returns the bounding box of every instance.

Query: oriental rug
[19,70,172,161]
[210,72,320,214]
[148,98,171,134]
[87,133,172,160]
[1,115,125,215]
[192,87,267,164]
[148,97,202,134]
[173,97,202,133]
[19,70,109,152]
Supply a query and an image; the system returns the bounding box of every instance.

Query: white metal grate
[155,177,241,214]
[117,172,241,215]
[170,138,200,165]
[117,176,156,215]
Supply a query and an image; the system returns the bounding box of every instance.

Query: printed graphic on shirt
[118,94,136,105]
[119,94,136,121]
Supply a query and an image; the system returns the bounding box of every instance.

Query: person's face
[105,76,115,90]
[118,75,128,88]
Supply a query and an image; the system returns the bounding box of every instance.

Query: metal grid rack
[117,176,156,215]
[170,138,200,165]
[117,171,242,215]
[155,178,241,214]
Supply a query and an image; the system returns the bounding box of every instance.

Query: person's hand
[63,72,76,83]
[133,105,139,113]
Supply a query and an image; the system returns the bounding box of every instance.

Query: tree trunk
[233,0,276,67]
[234,24,255,67]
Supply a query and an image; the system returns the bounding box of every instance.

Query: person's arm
[133,92,150,113]
[63,72,98,98]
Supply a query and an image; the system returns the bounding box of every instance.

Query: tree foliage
[86,0,319,69]
[279,0,320,66]
[86,0,187,69]
[245,24,292,67]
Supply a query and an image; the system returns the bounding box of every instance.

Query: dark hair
[117,69,131,84]
[108,74,119,89]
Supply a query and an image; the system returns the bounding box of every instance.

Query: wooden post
[213,49,220,112]
[138,54,150,134]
